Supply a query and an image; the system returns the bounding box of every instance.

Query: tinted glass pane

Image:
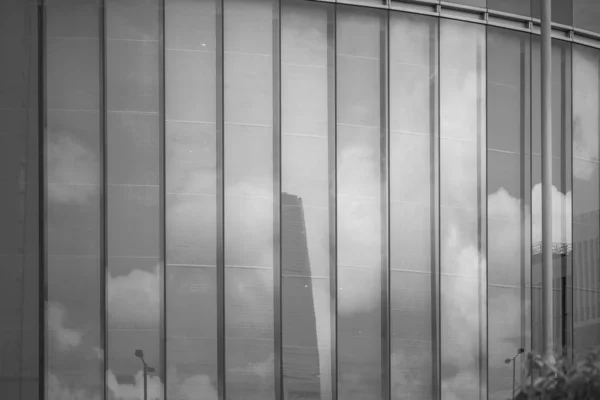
[224,1,275,399]
[530,38,573,355]
[531,0,573,26]
[45,0,103,399]
[106,0,162,397]
[337,6,385,400]
[389,11,436,400]
[486,26,530,400]
[440,19,485,399]
[0,1,39,398]
[574,0,600,33]
[281,1,333,399]
[572,44,600,353]
[488,0,530,16]
[165,0,218,398]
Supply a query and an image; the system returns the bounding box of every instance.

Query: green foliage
[516,349,600,400]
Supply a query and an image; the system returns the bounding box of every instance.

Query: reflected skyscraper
[282,192,320,399]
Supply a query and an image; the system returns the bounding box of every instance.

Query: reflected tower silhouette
[282,192,321,399]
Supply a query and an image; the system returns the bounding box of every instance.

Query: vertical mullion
[566,43,574,361]
[216,0,226,399]
[430,16,441,400]
[159,0,166,393]
[327,6,337,400]
[478,26,488,400]
[380,9,390,400]
[100,0,108,399]
[37,1,47,400]
[273,0,283,399]
[520,34,532,386]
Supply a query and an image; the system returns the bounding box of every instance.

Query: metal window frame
[430,14,441,400]
[217,0,226,397]
[379,9,391,400]
[38,2,47,400]
[273,0,283,398]
[327,4,338,400]
[159,0,167,393]
[100,0,108,399]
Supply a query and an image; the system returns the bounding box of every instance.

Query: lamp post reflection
[134,349,155,400]
[504,348,525,400]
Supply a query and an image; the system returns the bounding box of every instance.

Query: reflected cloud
[531,183,572,244]
[48,372,101,400]
[47,132,98,204]
[107,265,161,328]
[107,370,163,400]
[48,301,83,351]
[169,372,217,400]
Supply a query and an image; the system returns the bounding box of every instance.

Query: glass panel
[486,26,530,400]
[106,0,162,398]
[0,1,39,398]
[572,44,600,353]
[389,11,436,400]
[574,0,600,33]
[530,38,573,356]
[488,0,531,16]
[45,1,103,399]
[224,0,275,399]
[531,0,573,26]
[337,6,385,400]
[440,19,485,399]
[165,0,218,399]
[281,1,333,399]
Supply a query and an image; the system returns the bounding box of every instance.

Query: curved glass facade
[2,1,600,400]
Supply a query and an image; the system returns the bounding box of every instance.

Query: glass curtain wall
[389,12,437,400]
[165,0,219,399]
[336,5,386,400]
[439,18,486,400]
[105,0,163,398]
[486,26,531,400]
[33,0,600,399]
[281,1,334,399]
[572,44,600,354]
[46,1,103,400]
[0,0,40,399]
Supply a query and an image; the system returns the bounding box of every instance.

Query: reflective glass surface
[337,5,386,400]
[574,0,600,33]
[45,0,103,398]
[389,11,436,400]
[281,1,333,399]
[20,0,600,398]
[440,18,486,399]
[572,44,600,354]
[165,0,218,399]
[0,0,39,398]
[106,0,163,397]
[488,0,530,16]
[224,0,276,399]
[486,26,530,400]
[531,37,573,355]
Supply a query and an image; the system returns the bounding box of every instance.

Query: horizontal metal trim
[337,0,388,10]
